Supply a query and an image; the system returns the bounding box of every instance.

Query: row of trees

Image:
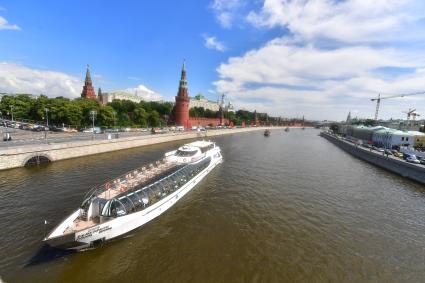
[0,94,173,128]
[0,94,284,128]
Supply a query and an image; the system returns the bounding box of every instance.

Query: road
[0,127,153,147]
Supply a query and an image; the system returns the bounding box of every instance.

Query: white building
[100,91,144,104]
[372,128,415,148]
[189,94,220,111]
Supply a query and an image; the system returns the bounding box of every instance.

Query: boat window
[175,150,198,157]
[151,184,162,198]
[119,196,135,212]
[101,200,112,216]
[106,199,127,217]
[127,193,142,209]
[136,190,149,207]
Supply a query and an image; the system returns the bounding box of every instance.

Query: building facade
[189,94,220,111]
[100,91,144,104]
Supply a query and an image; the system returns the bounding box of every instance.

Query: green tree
[148,110,161,127]
[99,106,115,128]
[134,106,148,127]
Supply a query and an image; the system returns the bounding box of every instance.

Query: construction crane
[371,91,425,120]
[403,108,420,120]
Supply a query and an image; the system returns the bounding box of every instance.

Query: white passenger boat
[44,140,223,250]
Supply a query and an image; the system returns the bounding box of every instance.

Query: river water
[0,129,424,282]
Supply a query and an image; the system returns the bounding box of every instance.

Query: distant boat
[264,129,271,137]
[285,127,289,132]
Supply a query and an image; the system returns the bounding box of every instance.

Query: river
[0,129,424,282]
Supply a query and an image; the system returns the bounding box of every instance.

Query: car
[406,156,420,164]
[82,127,102,134]
[375,147,385,152]
[391,150,403,158]
[402,153,412,160]
[384,149,393,155]
[175,126,184,131]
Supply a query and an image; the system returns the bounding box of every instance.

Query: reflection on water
[1,130,424,282]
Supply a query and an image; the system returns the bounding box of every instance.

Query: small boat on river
[285,127,290,132]
[44,140,223,250]
[264,129,271,137]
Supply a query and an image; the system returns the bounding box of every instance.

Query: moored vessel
[44,140,223,250]
[264,129,271,137]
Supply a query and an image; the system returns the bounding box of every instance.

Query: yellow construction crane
[371,91,425,120]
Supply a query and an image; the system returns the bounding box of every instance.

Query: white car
[406,156,420,164]
[175,126,184,131]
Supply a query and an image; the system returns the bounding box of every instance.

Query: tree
[99,106,115,128]
[134,106,148,127]
[148,110,161,127]
[330,123,339,133]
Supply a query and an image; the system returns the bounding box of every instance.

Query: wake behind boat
[44,140,223,250]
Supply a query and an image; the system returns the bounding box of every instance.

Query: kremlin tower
[81,64,97,99]
[175,61,190,128]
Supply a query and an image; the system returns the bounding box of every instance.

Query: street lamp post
[112,111,116,128]
[44,108,49,128]
[10,105,14,122]
[90,110,97,140]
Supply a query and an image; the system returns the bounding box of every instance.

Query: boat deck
[63,218,97,235]
[98,159,176,200]
[62,158,179,235]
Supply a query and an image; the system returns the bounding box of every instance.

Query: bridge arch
[23,153,52,167]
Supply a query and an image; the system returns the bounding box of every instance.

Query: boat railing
[81,157,176,206]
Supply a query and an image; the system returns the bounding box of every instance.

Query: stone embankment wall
[0,127,280,171]
[321,132,425,185]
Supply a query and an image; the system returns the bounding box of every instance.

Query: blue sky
[1,0,425,120]
[0,0,271,99]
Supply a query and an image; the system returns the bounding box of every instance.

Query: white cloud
[210,0,244,28]
[247,0,425,44]
[123,84,163,101]
[215,39,425,120]
[0,16,20,30]
[0,62,82,98]
[203,35,226,51]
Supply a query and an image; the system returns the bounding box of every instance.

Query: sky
[1,0,425,121]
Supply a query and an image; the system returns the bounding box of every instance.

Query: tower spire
[180,60,187,84]
[85,64,92,84]
[179,60,188,91]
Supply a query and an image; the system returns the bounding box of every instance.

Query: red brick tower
[175,61,190,128]
[81,64,97,99]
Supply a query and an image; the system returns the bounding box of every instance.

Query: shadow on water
[25,244,75,267]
